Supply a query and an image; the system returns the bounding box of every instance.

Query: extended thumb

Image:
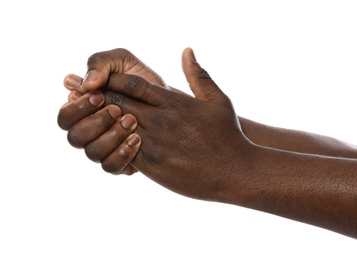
[181,48,233,110]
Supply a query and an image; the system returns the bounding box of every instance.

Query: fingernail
[126,134,140,147]
[83,70,98,83]
[120,115,137,130]
[76,84,88,95]
[89,91,104,106]
[65,76,82,88]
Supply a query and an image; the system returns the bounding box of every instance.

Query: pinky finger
[101,134,141,175]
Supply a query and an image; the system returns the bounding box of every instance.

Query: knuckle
[112,47,131,56]
[196,67,211,80]
[117,146,132,161]
[57,103,81,131]
[101,160,122,175]
[84,142,101,162]
[87,48,131,67]
[106,92,125,107]
[57,109,69,130]
[100,146,133,175]
[67,128,83,148]
[87,51,106,66]
[101,160,114,174]
[87,48,133,72]
[125,75,143,92]
[91,114,106,130]
[111,122,127,138]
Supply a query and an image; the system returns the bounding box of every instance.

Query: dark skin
[63,48,357,161]
[58,48,357,238]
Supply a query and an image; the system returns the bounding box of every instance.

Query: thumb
[181,48,234,111]
[82,48,138,91]
[82,52,111,91]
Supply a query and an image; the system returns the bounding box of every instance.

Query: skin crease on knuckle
[124,75,144,94]
[117,74,160,104]
[86,52,107,68]
[106,92,125,108]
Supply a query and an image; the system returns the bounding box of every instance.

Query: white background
[1,0,356,259]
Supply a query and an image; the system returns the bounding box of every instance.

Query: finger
[68,90,82,102]
[101,134,142,175]
[63,74,87,94]
[57,91,105,130]
[67,105,122,148]
[84,114,138,162]
[106,74,172,107]
[103,90,153,130]
[82,48,139,91]
[181,47,234,110]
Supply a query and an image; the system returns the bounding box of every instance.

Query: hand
[58,48,254,201]
[60,48,191,176]
[99,48,255,202]
[63,48,167,102]
[60,48,164,175]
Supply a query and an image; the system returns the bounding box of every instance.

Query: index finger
[106,74,171,107]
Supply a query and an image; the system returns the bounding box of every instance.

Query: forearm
[226,144,357,238]
[239,116,357,159]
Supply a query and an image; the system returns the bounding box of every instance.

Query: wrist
[215,140,267,207]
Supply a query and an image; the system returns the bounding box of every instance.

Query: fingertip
[82,69,97,86]
[183,47,193,53]
[107,105,122,120]
[182,47,199,75]
[63,74,83,90]
[64,74,89,95]
[182,47,197,64]
[89,90,105,106]
[68,90,81,102]
[82,69,111,91]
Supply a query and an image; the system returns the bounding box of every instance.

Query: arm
[64,48,357,159]
[57,48,357,238]
[239,116,357,158]
[230,140,357,239]
[103,74,357,239]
